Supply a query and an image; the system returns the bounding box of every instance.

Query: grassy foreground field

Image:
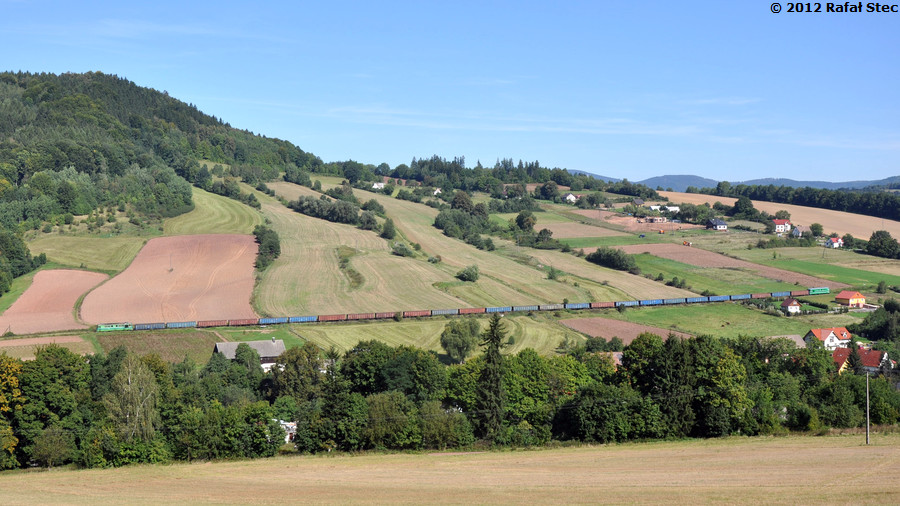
[1,434,897,504]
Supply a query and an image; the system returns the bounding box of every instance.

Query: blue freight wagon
[730,294,751,301]
[259,317,289,325]
[615,300,639,307]
[708,295,730,302]
[664,298,687,305]
[166,321,197,329]
[486,306,512,313]
[540,304,565,311]
[512,305,539,312]
[134,323,162,331]
[686,297,709,303]
[431,309,459,316]
[288,316,317,323]
[772,291,791,297]
[565,302,590,310]
[640,299,663,306]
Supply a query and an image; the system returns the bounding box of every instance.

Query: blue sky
[2,1,898,182]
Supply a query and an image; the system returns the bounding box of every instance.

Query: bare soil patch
[0,269,107,334]
[660,191,900,239]
[616,242,847,290]
[0,335,92,360]
[561,317,691,344]
[80,234,257,324]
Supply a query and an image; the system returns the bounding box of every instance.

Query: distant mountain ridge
[571,173,900,192]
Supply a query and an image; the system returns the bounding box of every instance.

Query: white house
[706,219,727,231]
[372,182,385,190]
[781,298,802,314]
[433,188,442,196]
[648,205,662,211]
[772,219,792,234]
[826,237,843,248]
[791,225,811,238]
[564,193,578,204]
[804,327,852,351]
[664,206,680,213]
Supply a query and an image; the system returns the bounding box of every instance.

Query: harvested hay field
[96,330,223,364]
[0,335,94,360]
[660,191,900,239]
[1,435,897,504]
[561,317,691,344]
[0,269,107,334]
[617,243,847,290]
[572,208,704,234]
[257,184,467,315]
[80,235,257,324]
[540,221,626,239]
[164,186,262,235]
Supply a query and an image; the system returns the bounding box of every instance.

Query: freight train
[95,287,830,331]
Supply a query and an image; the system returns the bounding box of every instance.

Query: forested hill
[0,71,325,293]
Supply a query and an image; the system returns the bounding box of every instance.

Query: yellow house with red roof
[835,290,865,308]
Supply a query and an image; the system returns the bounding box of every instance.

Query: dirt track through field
[659,191,900,239]
[561,317,691,344]
[80,235,257,324]
[0,269,107,334]
[617,243,847,290]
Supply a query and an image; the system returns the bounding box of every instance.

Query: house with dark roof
[706,219,727,231]
[214,338,286,372]
[832,347,891,375]
[791,225,811,238]
[835,290,865,308]
[781,298,802,314]
[804,327,852,351]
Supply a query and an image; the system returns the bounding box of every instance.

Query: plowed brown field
[80,234,257,324]
[659,191,900,238]
[0,269,107,334]
[561,317,691,344]
[616,243,847,289]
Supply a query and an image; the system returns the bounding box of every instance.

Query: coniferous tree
[476,314,506,441]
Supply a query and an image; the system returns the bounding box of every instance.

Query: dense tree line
[252,225,280,270]
[585,247,640,274]
[2,314,899,470]
[697,181,900,222]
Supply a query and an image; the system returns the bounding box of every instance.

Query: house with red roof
[835,290,865,308]
[825,237,843,248]
[772,219,792,234]
[832,346,891,375]
[804,327,852,350]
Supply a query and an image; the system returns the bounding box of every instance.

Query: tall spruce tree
[477,314,506,441]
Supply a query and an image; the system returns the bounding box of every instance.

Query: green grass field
[26,236,146,273]
[734,247,900,289]
[164,186,262,235]
[291,314,580,357]
[603,302,864,339]
[1,434,896,504]
[561,235,667,249]
[632,253,801,295]
[95,330,224,364]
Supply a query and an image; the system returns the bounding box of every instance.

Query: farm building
[804,327,852,351]
[834,290,865,308]
[825,237,843,248]
[706,219,727,231]
[791,225,811,238]
[647,216,667,224]
[772,219,792,234]
[214,339,286,372]
[665,206,680,213]
[832,347,891,375]
[781,298,802,314]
